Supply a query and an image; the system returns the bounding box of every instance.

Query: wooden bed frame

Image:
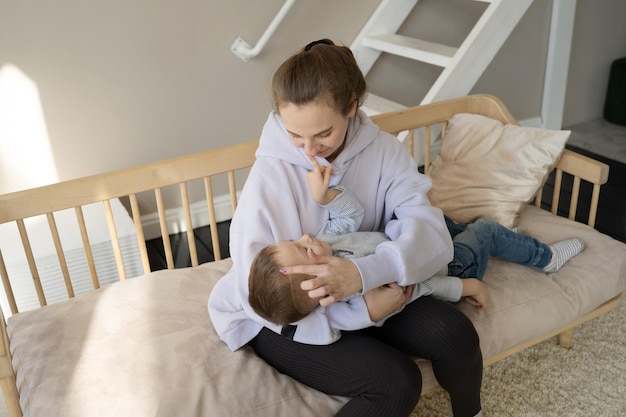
[0,94,622,416]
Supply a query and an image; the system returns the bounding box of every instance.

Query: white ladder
[352,0,533,116]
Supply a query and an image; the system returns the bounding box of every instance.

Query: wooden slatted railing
[372,95,609,230]
[0,140,258,314]
[0,95,610,315]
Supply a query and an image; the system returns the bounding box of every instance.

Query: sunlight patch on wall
[0,63,58,194]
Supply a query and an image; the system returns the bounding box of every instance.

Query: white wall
[0,0,378,192]
[563,0,626,127]
[471,0,552,121]
[1,0,625,196]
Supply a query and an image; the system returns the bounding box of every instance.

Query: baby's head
[248,234,332,325]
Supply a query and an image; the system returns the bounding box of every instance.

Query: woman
[208,39,484,417]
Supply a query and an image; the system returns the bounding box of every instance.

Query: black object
[604,57,626,126]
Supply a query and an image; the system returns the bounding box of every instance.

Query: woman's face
[279,99,355,160]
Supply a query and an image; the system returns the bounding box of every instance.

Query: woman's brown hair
[271,39,367,116]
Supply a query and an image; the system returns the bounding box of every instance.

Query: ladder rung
[363,33,457,67]
[362,93,406,116]
[362,94,409,143]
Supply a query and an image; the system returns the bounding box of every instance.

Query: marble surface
[565,118,626,165]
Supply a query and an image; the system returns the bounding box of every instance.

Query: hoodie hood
[256,109,381,173]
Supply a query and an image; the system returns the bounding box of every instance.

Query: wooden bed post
[557,329,574,349]
[0,308,22,417]
[0,378,22,417]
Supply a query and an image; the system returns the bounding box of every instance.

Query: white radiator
[0,198,143,316]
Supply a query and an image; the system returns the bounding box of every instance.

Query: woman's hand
[281,255,362,306]
[461,278,490,310]
[363,283,414,322]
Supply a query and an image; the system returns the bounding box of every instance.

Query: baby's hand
[306,157,338,205]
[363,283,413,322]
[461,278,490,310]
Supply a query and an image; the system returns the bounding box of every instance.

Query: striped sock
[543,238,585,273]
[510,225,527,234]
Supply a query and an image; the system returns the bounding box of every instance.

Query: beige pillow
[427,113,570,228]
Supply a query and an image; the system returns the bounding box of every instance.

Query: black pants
[249,296,483,417]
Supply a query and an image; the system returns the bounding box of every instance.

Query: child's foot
[543,238,585,273]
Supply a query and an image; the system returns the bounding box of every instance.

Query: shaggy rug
[411,297,626,417]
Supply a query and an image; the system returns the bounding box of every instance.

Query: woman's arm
[284,135,453,302]
[350,135,453,293]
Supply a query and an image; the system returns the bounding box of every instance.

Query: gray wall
[1,0,625,193]
[563,0,626,127]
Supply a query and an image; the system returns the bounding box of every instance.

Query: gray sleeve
[316,186,365,236]
[410,275,464,302]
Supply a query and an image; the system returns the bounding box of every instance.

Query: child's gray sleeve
[374,276,464,327]
[411,276,464,302]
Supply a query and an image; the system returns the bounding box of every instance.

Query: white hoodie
[208,110,454,350]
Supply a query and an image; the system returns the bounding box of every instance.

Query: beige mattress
[7,205,626,417]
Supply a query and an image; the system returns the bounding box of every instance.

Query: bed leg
[1,378,22,417]
[557,329,573,349]
[1,378,21,417]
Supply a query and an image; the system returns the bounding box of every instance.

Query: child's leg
[445,215,467,238]
[448,219,552,279]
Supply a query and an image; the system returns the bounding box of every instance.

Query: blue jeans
[445,216,552,280]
